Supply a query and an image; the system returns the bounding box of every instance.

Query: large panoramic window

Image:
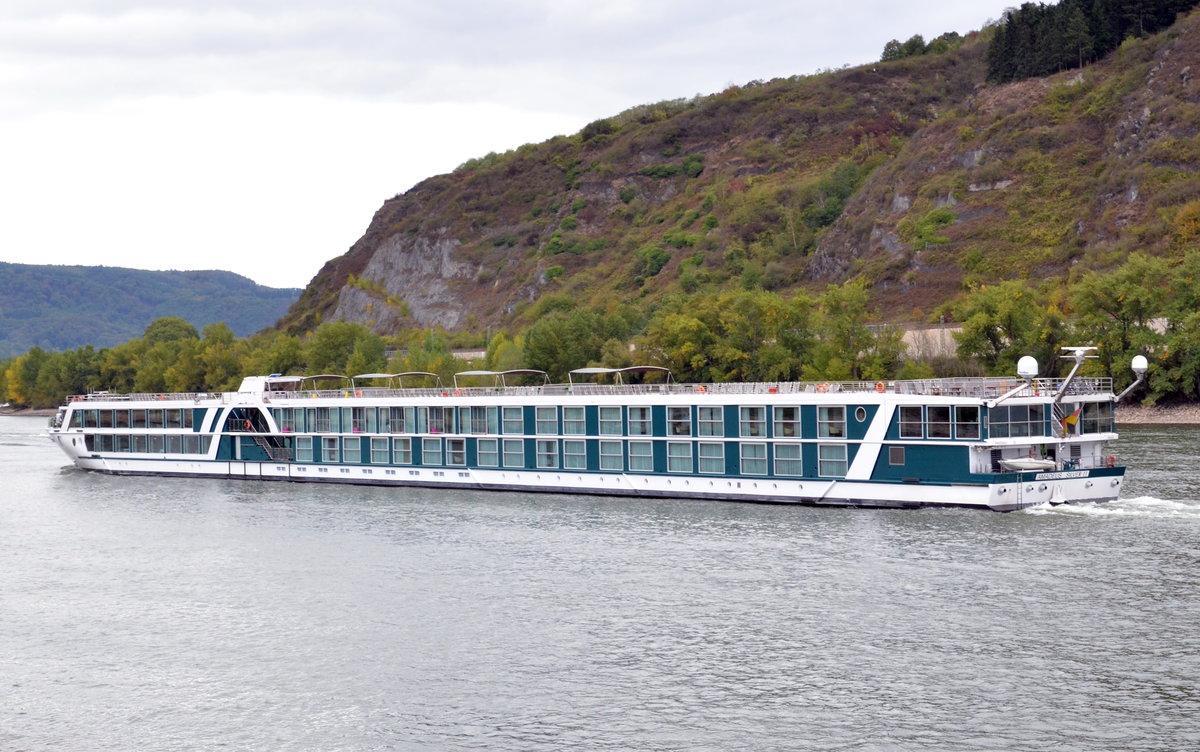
[988,404,1046,438]
[1081,401,1114,434]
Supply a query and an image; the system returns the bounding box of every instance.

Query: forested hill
[280,1,1200,336]
[0,263,299,357]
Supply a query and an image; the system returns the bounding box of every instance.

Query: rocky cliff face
[280,9,1200,335]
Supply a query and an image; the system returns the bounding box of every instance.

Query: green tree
[142,316,199,347]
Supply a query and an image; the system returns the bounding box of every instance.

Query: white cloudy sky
[0,1,1005,289]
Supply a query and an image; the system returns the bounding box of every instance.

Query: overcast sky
[0,1,1006,289]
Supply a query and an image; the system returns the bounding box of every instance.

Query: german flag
[1060,405,1082,436]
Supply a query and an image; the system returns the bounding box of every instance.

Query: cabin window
[165,410,182,429]
[428,407,448,434]
[667,441,692,473]
[371,437,389,464]
[599,440,623,471]
[166,435,181,454]
[99,410,113,428]
[132,435,147,453]
[422,438,442,465]
[71,410,84,428]
[740,406,766,437]
[477,438,499,467]
[740,443,767,475]
[314,408,332,433]
[535,407,558,435]
[698,442,724,474]
[342,437,361,463]
[818,444,848,477]
[563,407,586,435]
[898,406,923,438]
[131,410,147,429]
[954,406,980,439]
[775,444,802,476]
[393,437,412,465]
[182,435,198,454]
[599,407,622,435]
[114,410,131,429]
[183,410,194,429]
[348,407,367,433]
[667,406,691,436]
[502,407,524,434]
[148,435,164,453]
[115,435,131,453]
[697,406,723,437]
[773,406,800,438]
[926,406,951,438]
[536,439,559,468]
[628,407,652,436]
[889,446,905,466]
[275,409,295,433]
[563,440,586,469]
[322,437,339,463]
[1081,402,1114,434]
[817,406,845,438]
[503,439,524,468]
[366,408,379,433]
[446,439,466,466]
[628,441,653,472]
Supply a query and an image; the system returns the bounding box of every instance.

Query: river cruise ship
[48,348,1145,512]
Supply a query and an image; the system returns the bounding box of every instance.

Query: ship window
[99,410,113,428]
[773,406,800,438]
[503,439,524,468]
[563,407,585,435]
[366,408,379,433]
[165,410,182,429]
[599,440,623,471]
[471,406,490,434]
[446,438,466,466]
[775,444,802,476]
[343,437,361,463]
[322,437,339,462]
[889,446,905,466]
[132,435,147,453]
[115,435,130,453]
[988,404,1045,438]
[422,437,442,465]
[536,439,559,468]
[926,406,951,438]
[477,438,499,467]
[697,406,723,437]
[818,444,848,477]
[314,407,332,433]
[563,440,586,469]
[698,442,724,474]
[149,435,164,453]
[428,407,448,434]
[84,434,96,451]
[954,406,980,439]
[183,435,198,454]
[371,437,389,464]
[899,406,923,438]
[740,443,767,475]
[165,435,181,454]
[740,406,766,437]
[1082,402,1114,434]
[393,437,412,465]
[628,441,653,472]
[817,406,845,438]
[667,406,691,436]
[502,407,524,434]
[183,410,194,429]
[536,407,558,435]
[599,407,622,435]
[628,407,652,436]
[114,410,130,429]
[667,441,692,473]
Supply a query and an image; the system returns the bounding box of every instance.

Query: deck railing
[65,376,1116,404]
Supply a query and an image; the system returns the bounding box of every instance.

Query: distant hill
[278,4,1200,335]
[0,263,300,357]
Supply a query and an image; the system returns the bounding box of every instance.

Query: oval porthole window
[855,406,867,422]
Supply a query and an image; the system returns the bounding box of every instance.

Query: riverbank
[0,407,57,417]
[1117,404,1200,424]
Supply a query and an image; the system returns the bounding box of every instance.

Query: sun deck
[64,376,1115,404]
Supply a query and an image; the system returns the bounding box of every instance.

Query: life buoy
[816,383,828,393]
[1106,455,1116,467]
[244,419,253,432]
[696,385,707,394]
[454,389,463,396]
[355,390,363,398]
[875,381,885,393]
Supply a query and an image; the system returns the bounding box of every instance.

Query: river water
[2,415,1198,751]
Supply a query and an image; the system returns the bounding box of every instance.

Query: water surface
[2,417,1198,751]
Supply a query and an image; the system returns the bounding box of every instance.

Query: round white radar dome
[1017,356,1039,378]
[1132,354,1148,374]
